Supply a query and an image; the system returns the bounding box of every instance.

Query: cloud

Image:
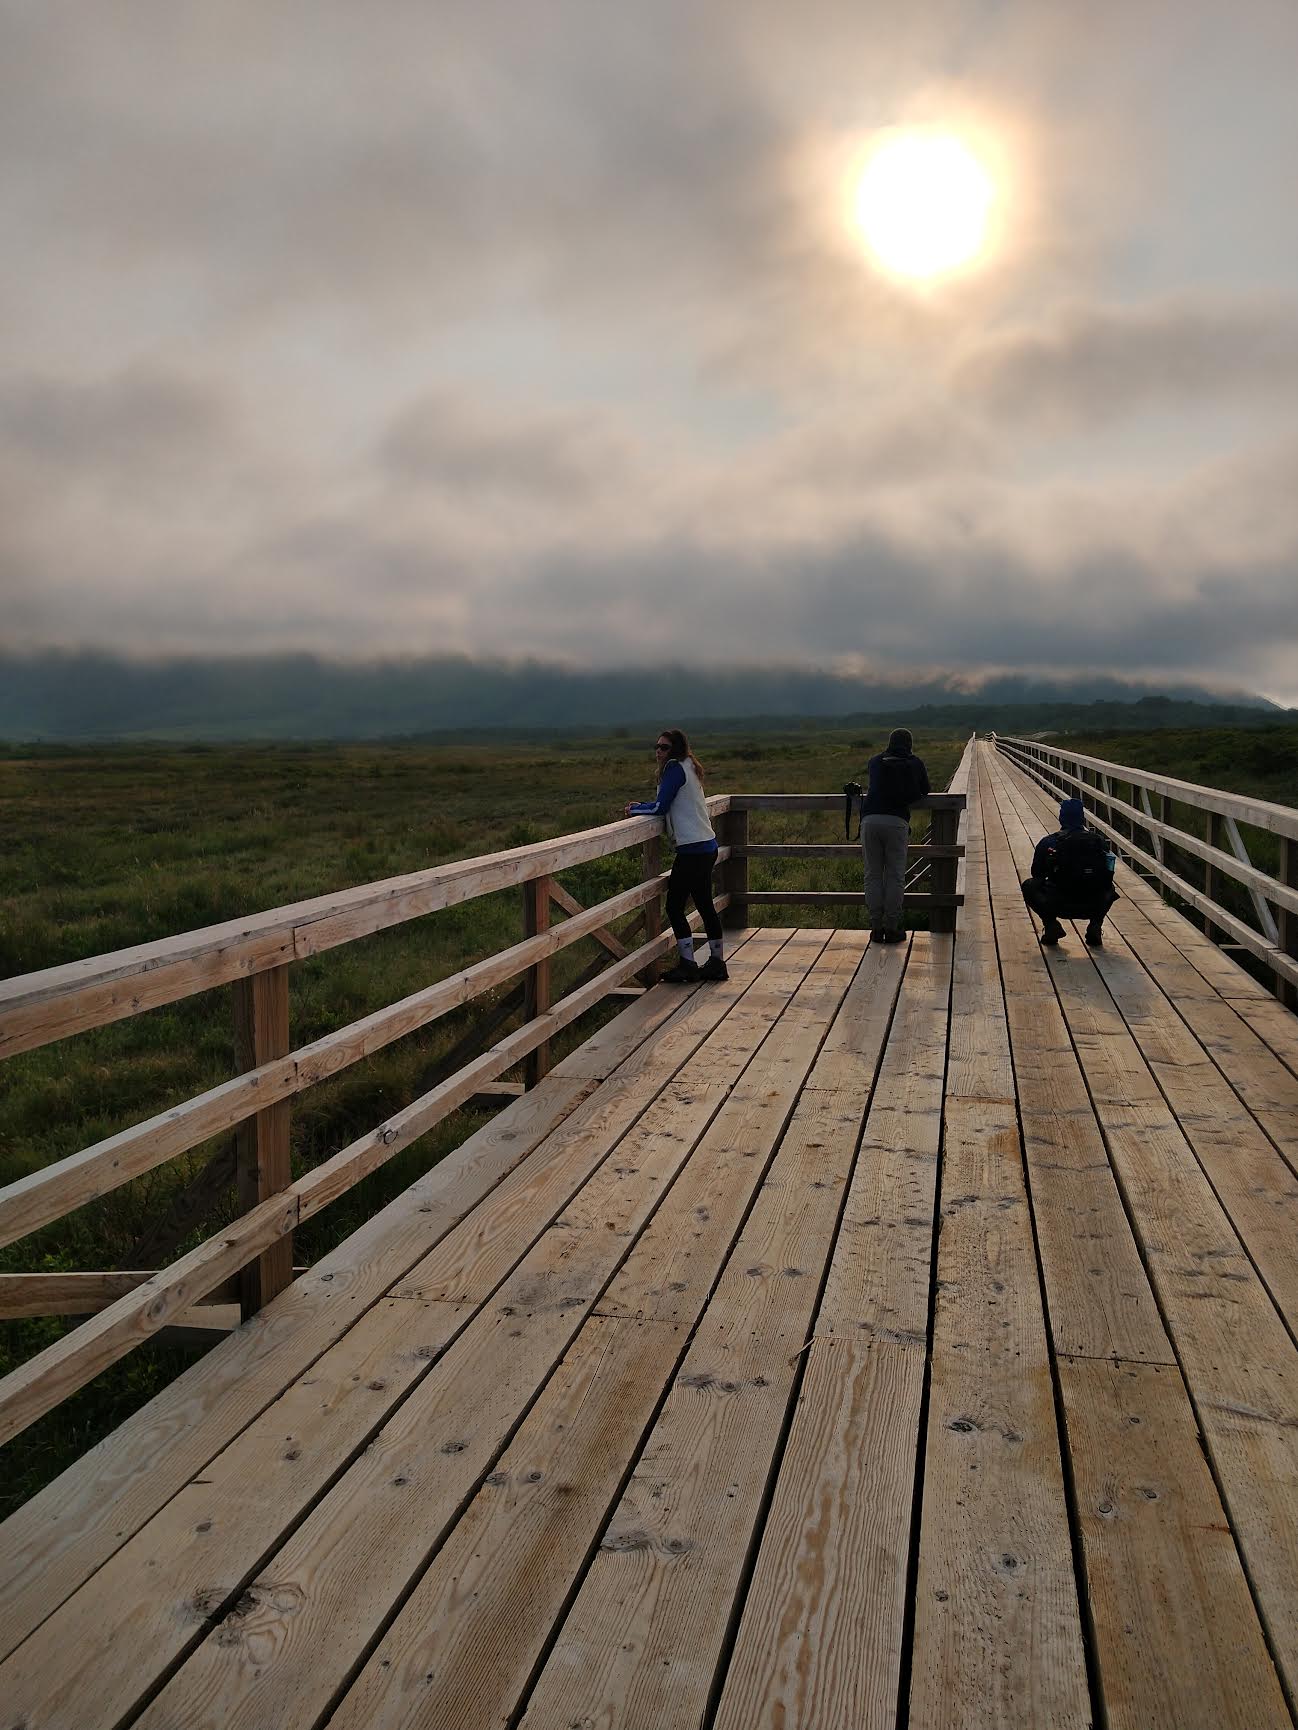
[2,1,1298,705]
[952,298,1298,427]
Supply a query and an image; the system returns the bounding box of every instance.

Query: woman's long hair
[656,727,705,787]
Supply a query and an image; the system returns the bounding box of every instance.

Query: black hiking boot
[1085,923,1104,947]
[698,955,729,982]
[1041,920,1065,946]
[661,958,701,983]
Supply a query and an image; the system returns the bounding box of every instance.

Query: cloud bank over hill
[0,649,1281,742]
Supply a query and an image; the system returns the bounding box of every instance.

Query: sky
[2,0,1297,703]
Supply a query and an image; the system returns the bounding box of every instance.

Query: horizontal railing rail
[995,734,1298,999]
[721,792,966,928]
[0,781,965,1446]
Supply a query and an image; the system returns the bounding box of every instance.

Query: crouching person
[1023,797,1118,947]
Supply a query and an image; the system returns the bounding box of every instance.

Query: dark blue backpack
[1051,828,1111,897]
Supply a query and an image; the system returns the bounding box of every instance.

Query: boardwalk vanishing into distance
[2,738,1298,1728]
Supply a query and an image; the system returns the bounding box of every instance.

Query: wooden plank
[909,759,1090,1730]
[802,933,911,1095]
[909,1094,1091,1730]
[519,1090,872,1727]
[0,1295,472,1730]
[0,1270,233,1320]
[125,934,832,1730]
[0,1067,596,1660]
[983,748,1298,1701]
[988,754,1298,1340]
[0,940,767,1664]
[391,938,800,1309]
[714,937,951,1730]
[0,940,770,1659]
[548,876,629,959]
[717,1338,925,1730]
[730,794,965,814]
[316,941,856,1730]
[1059,1358,1289,1730]
[980,767,1178,1364]
[746,891,963,908]
[741,843,962,858]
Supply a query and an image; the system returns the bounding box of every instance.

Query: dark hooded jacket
[1031,799,1114,900]
[860,728,930,821]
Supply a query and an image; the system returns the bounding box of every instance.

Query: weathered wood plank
[714,937,951,1730]
[989,755,1298,1340]
[0,1069,601,1659]
[1059,1358,1289,1730]
[0,1296,471,1730]
[519,1089,871,1728]
[125,935,831,1730]
[0,1270,235,1320]
[985,744,1298,1701]
[316,940,855,1730]
[0,942,771,1660]
[909,764,1091,1730]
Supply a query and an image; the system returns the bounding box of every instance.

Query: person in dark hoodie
[1022,797,1118,947]
[858,727,930,943]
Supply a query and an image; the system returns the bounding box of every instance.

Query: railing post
[640,836,663,986]
[721,807,749,931]
[1203,812,1224,938]
[522,875,553,1087]
[1278,838,1298,1010]
[929,802,960,934]
[231,964,293,1319]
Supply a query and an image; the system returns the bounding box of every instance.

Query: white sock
[709,937,724,960]
[677,936,695,963]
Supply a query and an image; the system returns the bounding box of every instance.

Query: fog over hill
[0,651,1284,743]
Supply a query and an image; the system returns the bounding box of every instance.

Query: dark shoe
[870,927,887,942]
[1085,924,1104,947]
[882,928,906,944]
[661,959,701,983]
[1041,920,1065,946]
[698,955,729,982]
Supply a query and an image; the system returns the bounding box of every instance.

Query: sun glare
[854,132,994,281]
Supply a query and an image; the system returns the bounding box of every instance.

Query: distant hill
[0,649,1286,742]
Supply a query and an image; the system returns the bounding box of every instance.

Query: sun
[854,131,994,281]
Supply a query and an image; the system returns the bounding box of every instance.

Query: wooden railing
[995,735,1298,1002]
[721,794,966,934]
[0,786,964,1446]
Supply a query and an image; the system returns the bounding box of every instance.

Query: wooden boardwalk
[3,740,1298,1729]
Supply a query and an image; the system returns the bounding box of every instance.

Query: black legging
[666,850,722,941]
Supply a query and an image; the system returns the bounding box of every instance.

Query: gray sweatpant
[861,813,910,929]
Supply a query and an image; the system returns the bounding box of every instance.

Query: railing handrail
[994,736,1298,996]
[995,735,1298,842]
[0,797,733,1060]
[0,780,966,1447]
